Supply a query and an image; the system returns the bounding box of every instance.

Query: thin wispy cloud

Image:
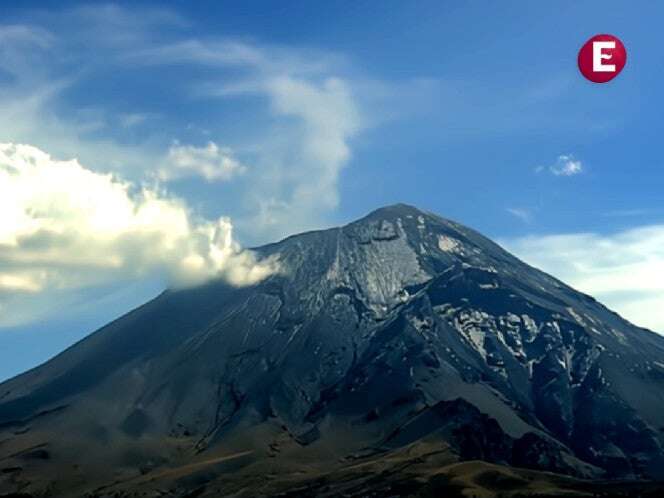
[119,112,150,128]
[506,207,534,223]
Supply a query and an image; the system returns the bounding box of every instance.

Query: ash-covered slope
[1,204,664,496]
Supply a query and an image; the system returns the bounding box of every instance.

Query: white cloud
[0,143,277,326]
[504,226,664,333]
[549,154,583,176]
[159,141,247,182]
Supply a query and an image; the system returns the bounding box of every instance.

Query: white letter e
[593,41,616,72]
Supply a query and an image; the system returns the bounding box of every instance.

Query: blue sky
[1,1,663,381]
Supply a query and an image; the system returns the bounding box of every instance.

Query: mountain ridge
[1,203,664,497]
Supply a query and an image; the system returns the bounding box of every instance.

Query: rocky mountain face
[1,204,664,497]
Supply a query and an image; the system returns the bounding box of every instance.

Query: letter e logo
[578,34,626,83]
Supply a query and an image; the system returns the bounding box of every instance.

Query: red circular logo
[578,34,627,83]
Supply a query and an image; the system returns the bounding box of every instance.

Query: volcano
[1,204,664,497]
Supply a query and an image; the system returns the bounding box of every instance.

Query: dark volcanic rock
[1,204,664,496]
